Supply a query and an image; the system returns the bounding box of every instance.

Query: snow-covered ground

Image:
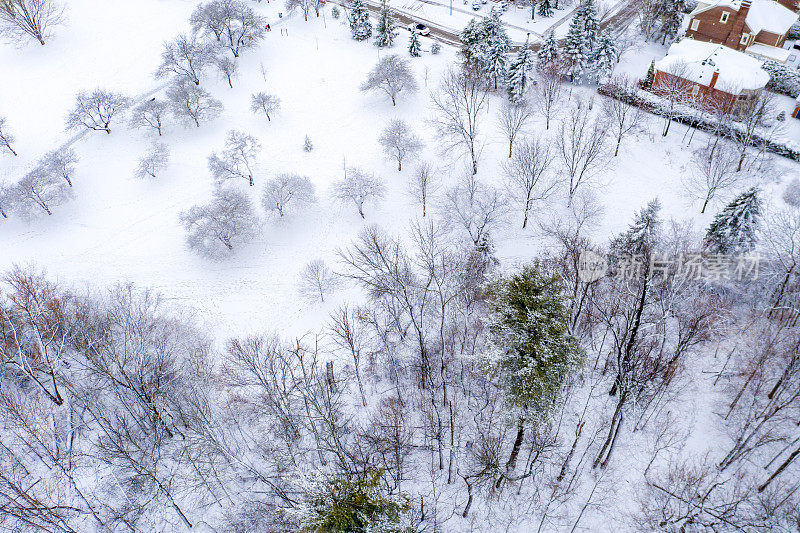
[2,1,800,531]
[1,0,796,343]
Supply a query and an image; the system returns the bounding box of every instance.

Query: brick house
[685,0,798,63]
[653,39,770,112]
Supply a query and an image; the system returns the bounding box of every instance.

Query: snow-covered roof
[746,42,793,62]
[655,39,771,92]
[692,0,798,35]
[747,0,797,35]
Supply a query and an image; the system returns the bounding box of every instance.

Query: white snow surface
[656,39,771,92]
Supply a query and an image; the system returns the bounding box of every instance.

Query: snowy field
[2,0,795,343]
[2,0,800,531]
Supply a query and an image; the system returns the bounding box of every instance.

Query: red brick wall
[652,70,738,111]
[686,6,747,50]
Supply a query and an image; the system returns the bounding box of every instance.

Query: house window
[691,19,700,31]
[720,11,729,23]
[740,33,749,45]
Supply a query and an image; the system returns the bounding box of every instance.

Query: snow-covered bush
[783,177,800,207]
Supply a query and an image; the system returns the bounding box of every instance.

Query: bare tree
[378,119,423,171]
[250,92,280,122]
[732,91,776,172]
[205,0,265,57]
[430,68,489,175]
[285,0,315,21]
[685,141,745,213]
[12,166,71,216]
[214,53,238,88]
[328,304,369,406]
[558,102,608,205]
[652,61,692,137]
[65,89,130,134]
[0,267,77,405]
[40,148,78,187]
[444,172,504,245]
[0,181,14,218]
[129,98,169,136]
[135,142,170,179]
[0,0,63,45]
[601,76,644,156]
[360,54,418,106]
[261,173,316,216]
[299,259,339,303]
[167,79,223,128]
[180,187,259,257]
[155,33,215,85]
[208,130,261,186]
[408,161,440,217]
[534,66,564,130]
[498,99,533,158]
[333,167,385,219]
[504,137,556,228]
[0,116,17,156]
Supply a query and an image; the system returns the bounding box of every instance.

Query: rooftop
[655,39,771,92]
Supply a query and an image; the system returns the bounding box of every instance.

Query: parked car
[471,1,481,10]
[407,23,431,36]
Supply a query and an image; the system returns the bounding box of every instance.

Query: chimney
[709,69,720,90]
[726,0,752,49]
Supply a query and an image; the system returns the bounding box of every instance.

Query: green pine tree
[459,18,486,68]
[537,31,560,73]
[563,11,588,82]
[538,0,554,17]
[298,470,410,533]
[643,60,655,89]
[590,33,617,82]
[487,263,582,471]
[349,0,373,41]
[408,30,421,57]
[704,188,762,254]
[374,0,397,47]
[506,39,533,102]
[480,11,511,89]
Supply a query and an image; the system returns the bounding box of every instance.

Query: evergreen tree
[563,11,588,83]
[538,0,553,17]
[590,34,617,82]
[506,39,533,102]
[660,0,685,45]
[349,0,373,41]
[704,188,762,254]
[480,11,511,90]
[487,263,581,466]
[374,0,397,47]
[581,0,599,50]
[408,30,421,57]
[643,60,656,89]
[537,31,560,72]
[459,18,486,68]
[611,198,661,264]
[296,470,410,532]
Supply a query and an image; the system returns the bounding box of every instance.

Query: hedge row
[597,83,800,162]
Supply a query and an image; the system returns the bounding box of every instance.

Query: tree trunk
[506,420,525,472]
[759,443,800,492]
